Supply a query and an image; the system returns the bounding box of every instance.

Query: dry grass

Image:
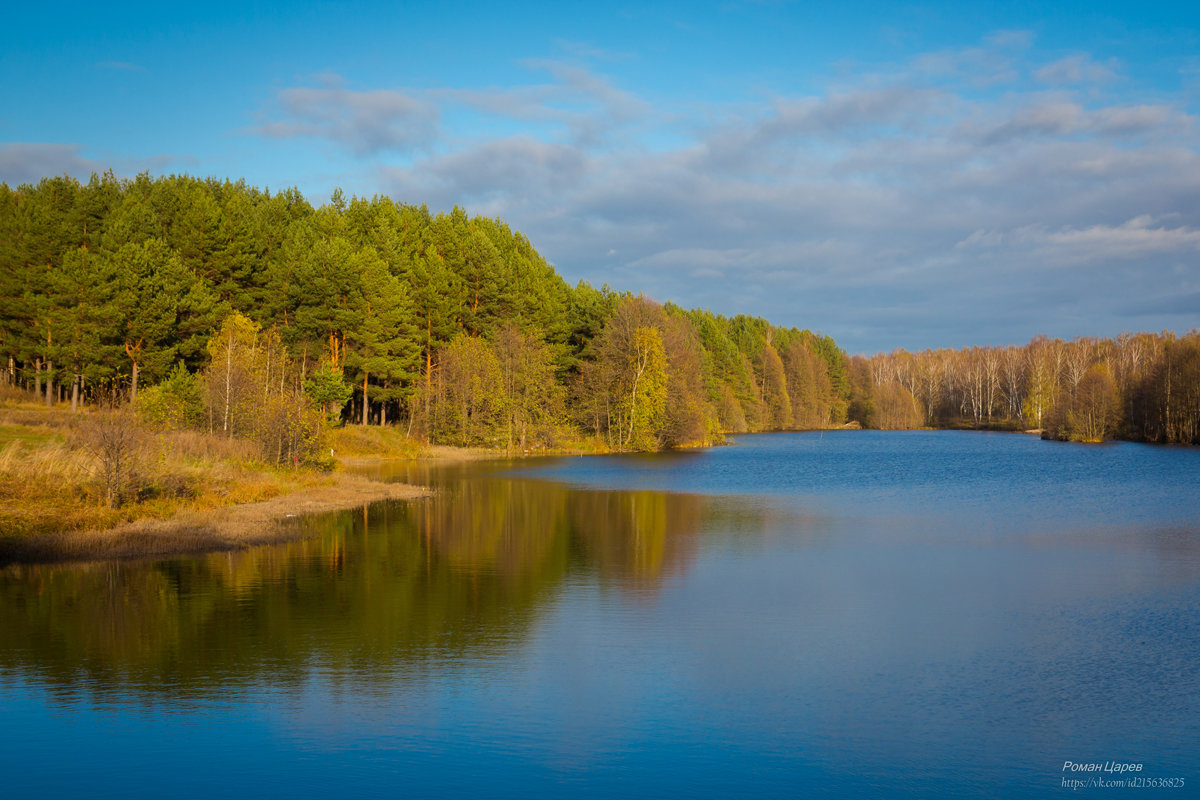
[328,424,430,460]
[0,401,80,431]
[0,473,429,564]
[159,428,264,462]
[419,438,611,460]
[0,438,113,536]
[0,438,91,478]
[326,423,609,464]
[0,384,38,404]
[0,403,428,561]
[420,444,515,460]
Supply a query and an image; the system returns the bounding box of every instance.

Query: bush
[138,362,205,430]
[77,408,146,508]
[253,389,330,468]
[304,363,353,425]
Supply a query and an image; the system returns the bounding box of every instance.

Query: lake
[2,431,1198,797]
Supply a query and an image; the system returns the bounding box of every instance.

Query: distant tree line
[0,173,851,454]
[847,332,1200,443]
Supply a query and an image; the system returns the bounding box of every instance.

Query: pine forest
[2,172,1197,468]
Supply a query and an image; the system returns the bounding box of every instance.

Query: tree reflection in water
[0,470,773,702]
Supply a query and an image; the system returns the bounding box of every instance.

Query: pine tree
[111,238,217,402]
[347,249,419,424]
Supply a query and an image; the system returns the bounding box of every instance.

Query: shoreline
[1,426,1145,568]
[0,440,648,567]
[0,473,430,567]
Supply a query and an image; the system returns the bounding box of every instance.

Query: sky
[2,1,1199,354]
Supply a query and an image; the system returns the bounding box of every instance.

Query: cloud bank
[151,35,1200,349]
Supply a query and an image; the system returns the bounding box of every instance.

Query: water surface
[2,431,1198,796]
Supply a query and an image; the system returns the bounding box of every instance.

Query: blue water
[1,431,1198,797]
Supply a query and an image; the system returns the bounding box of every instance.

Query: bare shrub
[78,408,145,508]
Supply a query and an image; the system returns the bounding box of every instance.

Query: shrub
[77,408,146,508]
[137,362,206,430]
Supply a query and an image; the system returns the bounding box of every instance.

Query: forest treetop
[1,172,1196,450]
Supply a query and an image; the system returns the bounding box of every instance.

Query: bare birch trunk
[223,330,233,435]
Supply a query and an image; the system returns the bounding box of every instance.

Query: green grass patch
[0,424,64,447]
[328,425,428,459]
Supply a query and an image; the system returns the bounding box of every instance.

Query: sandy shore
[0,474,429,565]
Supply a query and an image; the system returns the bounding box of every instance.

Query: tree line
[847,332,1200,443]
[0,172,851,457]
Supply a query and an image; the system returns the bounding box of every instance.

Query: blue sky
[3,1,1199,353]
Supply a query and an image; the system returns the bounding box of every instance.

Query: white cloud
[551,39,636,63]
[253,82,439,155]
[764,87,949,139]
[1035,54,1119,85]
[0,143,103,185]
[986,30,1036,49]
[253,34,1200,351]
[1037,217,1200,259]
[958,217,1200,263]
[0,143,183,188]
[1092,104,1184,134]
[908,33,1031,87]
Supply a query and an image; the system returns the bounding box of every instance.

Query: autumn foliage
[2,173,1195,450]
[849,332,1200,444]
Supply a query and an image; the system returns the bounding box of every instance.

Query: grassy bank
[0,388,614,564]
[0,392,430,564]
[327,422,613,464]
[0,472,428,565]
